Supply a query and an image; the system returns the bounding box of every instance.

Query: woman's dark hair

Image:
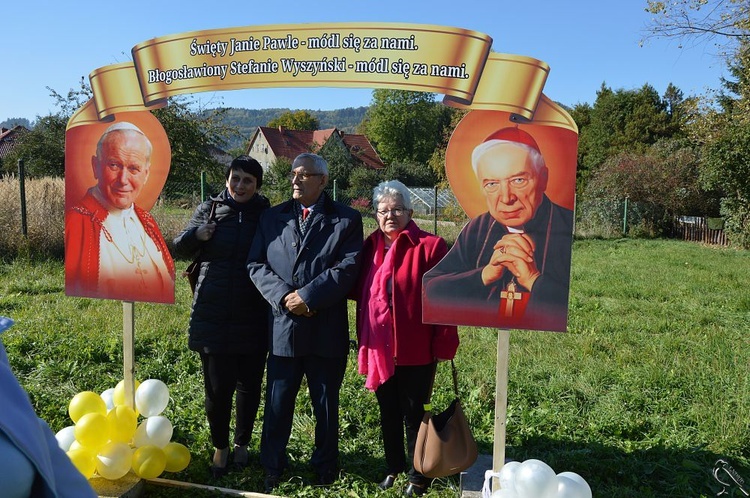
[226,155,263,189]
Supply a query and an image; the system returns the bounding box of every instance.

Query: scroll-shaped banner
[90,63,168,118]
[132,23,491,106]
[75,22,556,125]
[443,52,550,117]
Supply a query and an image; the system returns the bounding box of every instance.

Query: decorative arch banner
[67,23,573,130]
[65,22,578,334]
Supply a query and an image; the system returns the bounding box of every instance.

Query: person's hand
[481,233,540,290]
[481,248,507,285]
[196,222,217,241]
[284,291,315,317]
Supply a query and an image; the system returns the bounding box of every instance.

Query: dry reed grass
[0,175,195,260]
[0,176,66,258]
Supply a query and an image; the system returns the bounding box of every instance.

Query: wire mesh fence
[156,178,469,246]
[0,174,731,259]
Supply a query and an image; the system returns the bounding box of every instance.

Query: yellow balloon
[68,440,84,452]
[69,391,106,423]
[96,442,133,480]
[132,445,167,479]
[67,448,97,479]
[163,442,191,472]
[75,412,110,451]
[113,379,141,408]
[107,405,137,443]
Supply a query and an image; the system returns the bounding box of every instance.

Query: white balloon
[100,388,116,412]
[557,472,592,498]
[498,461,521,492]
[133,416,173,448]
[514,459,557,498]
[135,379,170,417]
[555,475,591,498]
[491,488,520,498]
[55,425,77,452]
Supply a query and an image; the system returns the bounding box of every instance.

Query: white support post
[492,329,510,491]
[122,301,136,409]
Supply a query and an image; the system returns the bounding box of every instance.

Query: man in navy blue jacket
[247,153,363,491]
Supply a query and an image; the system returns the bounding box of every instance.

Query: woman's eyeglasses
[376,207,406,217]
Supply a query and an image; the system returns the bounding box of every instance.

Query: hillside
[214,106,368,150]
[1,107,369,154]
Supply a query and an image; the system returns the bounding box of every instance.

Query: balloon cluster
[483,459,592,498]
[55,379,191,481]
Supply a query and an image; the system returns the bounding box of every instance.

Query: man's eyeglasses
[376,207,407,217]
[288,172,324,182]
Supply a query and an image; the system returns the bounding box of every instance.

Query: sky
[2,0,728,123]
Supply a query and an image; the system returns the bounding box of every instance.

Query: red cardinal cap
[483,126,540,153]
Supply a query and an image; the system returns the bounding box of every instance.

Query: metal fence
[675,216,729,246]
[2,173,733,260]
[158,178,469,245]
[574,197,730,245]
[158,177,732,248]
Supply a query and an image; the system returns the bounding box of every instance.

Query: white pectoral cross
[500,281,523,318]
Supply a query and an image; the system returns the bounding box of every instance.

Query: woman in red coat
[353,180,459,497]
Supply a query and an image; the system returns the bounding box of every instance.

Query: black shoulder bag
[182,201,216,294]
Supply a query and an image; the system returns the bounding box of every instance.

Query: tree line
[210,107,368,150]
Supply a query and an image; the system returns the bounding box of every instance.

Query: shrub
[349,197,371,215]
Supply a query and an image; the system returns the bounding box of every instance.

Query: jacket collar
[280,191,335,215]
[398,219,421,246]
[371,219,421,248]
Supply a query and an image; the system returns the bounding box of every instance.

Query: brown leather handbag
[413,360,478,478]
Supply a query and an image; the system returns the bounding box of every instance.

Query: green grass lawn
[0,238,748,497]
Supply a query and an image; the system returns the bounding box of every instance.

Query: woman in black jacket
[173,156,270,477]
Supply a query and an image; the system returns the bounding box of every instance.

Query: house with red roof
[246,126,385,172]
[0,126,30,167]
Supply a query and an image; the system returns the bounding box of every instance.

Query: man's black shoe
[404,482,427,496]
[316,469,337,486]
[264,474,280,493]
[209,465,228,479]
[378,474,397,490]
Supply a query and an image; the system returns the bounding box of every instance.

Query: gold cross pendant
[500,281,523,318]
